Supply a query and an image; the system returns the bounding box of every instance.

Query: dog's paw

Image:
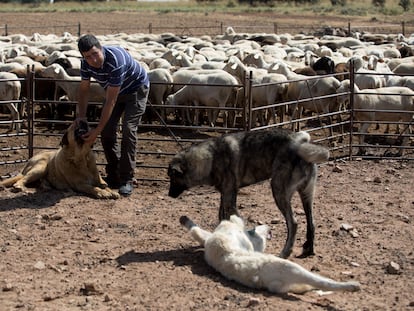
[96,188,120,200]
[11,185,25,193]
[98,182,108,189]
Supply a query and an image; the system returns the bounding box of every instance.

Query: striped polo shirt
[80,46,149,95]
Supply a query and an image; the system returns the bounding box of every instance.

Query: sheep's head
[40,63,63,78]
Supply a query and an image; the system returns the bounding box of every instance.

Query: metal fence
[1,20,413,37]
[0,64,413,183]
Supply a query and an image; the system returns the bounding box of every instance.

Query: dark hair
[78,34,101,53]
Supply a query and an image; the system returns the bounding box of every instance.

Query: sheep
[161,49,193,67]
[146,68,174,123]
[293,66,317,76]
[386,55,414,71]
[0,72,22,132]
[268,60,312,121]
[165,71,239,127]
[223,55,267,83]
[168,68,227,123]
[39,63,105,102]
[242,52,266,68]
[171,68,225,93]
[293,76,342,136]
[392,63,414,75]
[223,56,290,125]
[149,57,173,70]
[39,63,105,121]
[312,56,335,75]
[337,80,414,156]
[349,56,386,90]
[249,73,288,126]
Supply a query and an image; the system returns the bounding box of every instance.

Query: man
[76,34,149,196]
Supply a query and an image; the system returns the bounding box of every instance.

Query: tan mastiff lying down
[1,120,119,199]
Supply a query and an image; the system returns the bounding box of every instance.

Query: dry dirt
[1,11,414,311]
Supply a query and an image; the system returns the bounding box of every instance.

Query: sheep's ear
[60,131,69,146]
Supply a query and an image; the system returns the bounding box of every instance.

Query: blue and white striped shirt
[80,46,149,95]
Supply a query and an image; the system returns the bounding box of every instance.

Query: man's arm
[95,85,120,134]
[81,85,120,144]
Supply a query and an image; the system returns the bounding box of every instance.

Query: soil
[1,11,414,311]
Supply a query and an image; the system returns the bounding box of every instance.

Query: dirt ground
[1,11,414,311]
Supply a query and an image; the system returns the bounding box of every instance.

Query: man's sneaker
[119,183,133,196]
[103,176,121,189]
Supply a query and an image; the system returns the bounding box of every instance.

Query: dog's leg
[270,173,297,259]
[179,216,212,247]
[297,173,317,258]
[13,165,48,192]
[219,190,239,220]
[86,154,107,188]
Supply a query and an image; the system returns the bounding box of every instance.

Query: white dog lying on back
[180,215,360,294]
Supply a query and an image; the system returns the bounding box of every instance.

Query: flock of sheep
[1,26,414,155]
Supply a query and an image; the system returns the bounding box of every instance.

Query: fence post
[78,22,81,37]
[246,71,253,131]
[274,22,277,34]
[26,65,35,158]
[149,23,152,34]
[5,24,8,36]
[348,21,351,37]
[220,22,223,34]
[402,21,405,36]
[349,60,355,160]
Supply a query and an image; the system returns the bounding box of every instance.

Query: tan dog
[1,120,120,199]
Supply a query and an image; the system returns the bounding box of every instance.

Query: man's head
[78,34,104,68]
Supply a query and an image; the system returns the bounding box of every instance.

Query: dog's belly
[239,167,271,188]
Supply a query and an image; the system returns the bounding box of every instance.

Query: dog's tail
[180,216,212,247]
[0,174,23,188]
[292,131,330,164]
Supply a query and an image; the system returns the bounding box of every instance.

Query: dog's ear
[168,163,184,177]
[60,131,69,146]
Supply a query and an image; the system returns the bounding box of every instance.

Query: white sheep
[39,63,106,121]
[392,63,414,75]
[349,55,386,90]
[165,71,239,127]
[146,68,174,122]
[39,63,105,102]
[250,73,288,126]
[295,76,341,124]
[0,72,22,132]
[337,80,414,155]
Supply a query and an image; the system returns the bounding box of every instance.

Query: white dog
[180,215,360,294]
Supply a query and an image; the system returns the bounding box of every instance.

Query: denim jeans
[101,84,149,184]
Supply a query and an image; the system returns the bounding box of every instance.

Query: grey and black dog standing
[168,128,329,259]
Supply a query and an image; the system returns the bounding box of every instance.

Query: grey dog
[168,128,329,259]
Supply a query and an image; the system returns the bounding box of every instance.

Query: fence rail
[1,20,414,37]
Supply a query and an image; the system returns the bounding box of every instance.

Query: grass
[0,0,410,18]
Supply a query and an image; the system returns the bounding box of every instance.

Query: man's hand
[82,127,99,144]
[75,117,87,126]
